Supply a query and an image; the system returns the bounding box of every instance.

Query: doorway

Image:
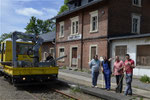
[71,47,78,68]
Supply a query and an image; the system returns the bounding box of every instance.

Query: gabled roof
[39,31,55,43]
[52,0,104,20]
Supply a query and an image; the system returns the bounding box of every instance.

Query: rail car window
[17,43,33,55]
[3,43,6,53]
[0,44,1,54]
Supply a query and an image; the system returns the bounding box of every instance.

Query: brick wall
[55,0,150,69]
[141,0,150,33]
[56,2,108,42]
[108,0,150,36]
[56,40,81,68]
[41,42,54,61]
[56,2,109,69]
[82,39,108,68]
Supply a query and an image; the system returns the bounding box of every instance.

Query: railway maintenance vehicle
[0,31,66,85]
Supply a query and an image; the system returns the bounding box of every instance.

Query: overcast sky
[0,0,64,35]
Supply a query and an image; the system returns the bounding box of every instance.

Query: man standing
[124,54,135,96]
[113,56,124,93]
[101,56,112,90]
[89,55,101,88]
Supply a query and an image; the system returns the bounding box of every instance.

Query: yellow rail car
[0,40,58,85]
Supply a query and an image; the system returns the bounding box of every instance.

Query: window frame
[136,45,150,67]
[115,45,127,62]
[90,10,98,33]
[44,52,48,61]
[49,47,54,58]
[70,16,79,35]
[59,21,64,38]
[132,14,141,34]
[89,45,98,61]
[132,0,142,7]
[58,47,65,62]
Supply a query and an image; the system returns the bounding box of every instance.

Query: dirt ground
[0,76,102,100]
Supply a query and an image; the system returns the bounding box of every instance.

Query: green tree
[58,0,69,15]
[0,33,12,43]
[25,16,55,35]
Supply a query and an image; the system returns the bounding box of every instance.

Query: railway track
[20,80,80,100]
[0,77,101,100]
[52,88,80,100]
[24,88,80,100]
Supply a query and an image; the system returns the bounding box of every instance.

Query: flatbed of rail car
[4,66,58,76]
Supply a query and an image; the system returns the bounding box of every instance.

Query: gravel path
[0,76,68,100]
[60,69,150,91]
[0,76,102,100]
[0,77,36,100]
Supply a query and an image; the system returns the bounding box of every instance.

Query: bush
[140,75,150,83]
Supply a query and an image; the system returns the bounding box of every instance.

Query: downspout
[54,20,57,66]
[80,11,84,71]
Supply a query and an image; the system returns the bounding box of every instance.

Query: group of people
[89,54,135,96]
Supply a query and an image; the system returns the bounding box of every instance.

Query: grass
[73,69,78,71]
[70,86,81,93]
[62,66,67,69]
[140,75,150,83]
[140,97,143,100]
[79,69,91,74]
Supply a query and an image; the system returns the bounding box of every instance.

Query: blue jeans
[125,74,132,95]
[92,71,99,86]
[104,73,111,89]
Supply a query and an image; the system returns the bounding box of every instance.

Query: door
[71,47,78,67]
[115,46,127,61]
[91,46,96,60]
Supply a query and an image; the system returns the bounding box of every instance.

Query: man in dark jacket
[46,53,54,62]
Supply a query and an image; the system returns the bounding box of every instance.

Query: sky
[0,0,64,35]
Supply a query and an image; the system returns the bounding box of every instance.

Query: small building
[40,32,55,61]
[53,0,150,76]
[109,34,150,77]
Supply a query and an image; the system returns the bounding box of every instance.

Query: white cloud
[40,8,58,20]
[0,0,63,34]
[42,8,58,14]
[16,8,43,16]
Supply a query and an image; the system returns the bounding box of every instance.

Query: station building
[53,0,150,77]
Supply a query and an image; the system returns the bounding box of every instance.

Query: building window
[132,0,141,7]
[90,10,98,33]
[50,48,54,58]
[115,46,127,61]
[74,0,81,7]
[88,0,93,2]
[71,16,79,35]
[136,45,150,66]
[59,47,65,61]
[132,14,141,34]
[59,21,64,38]
[44,52,48,61]
[89,45,97,61]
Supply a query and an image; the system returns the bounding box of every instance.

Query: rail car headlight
[23,77,26,80]
[48,77,50,79]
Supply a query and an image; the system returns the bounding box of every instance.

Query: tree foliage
[25,16,55,35]
[58,0,69,15]
[0,33,12,43]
